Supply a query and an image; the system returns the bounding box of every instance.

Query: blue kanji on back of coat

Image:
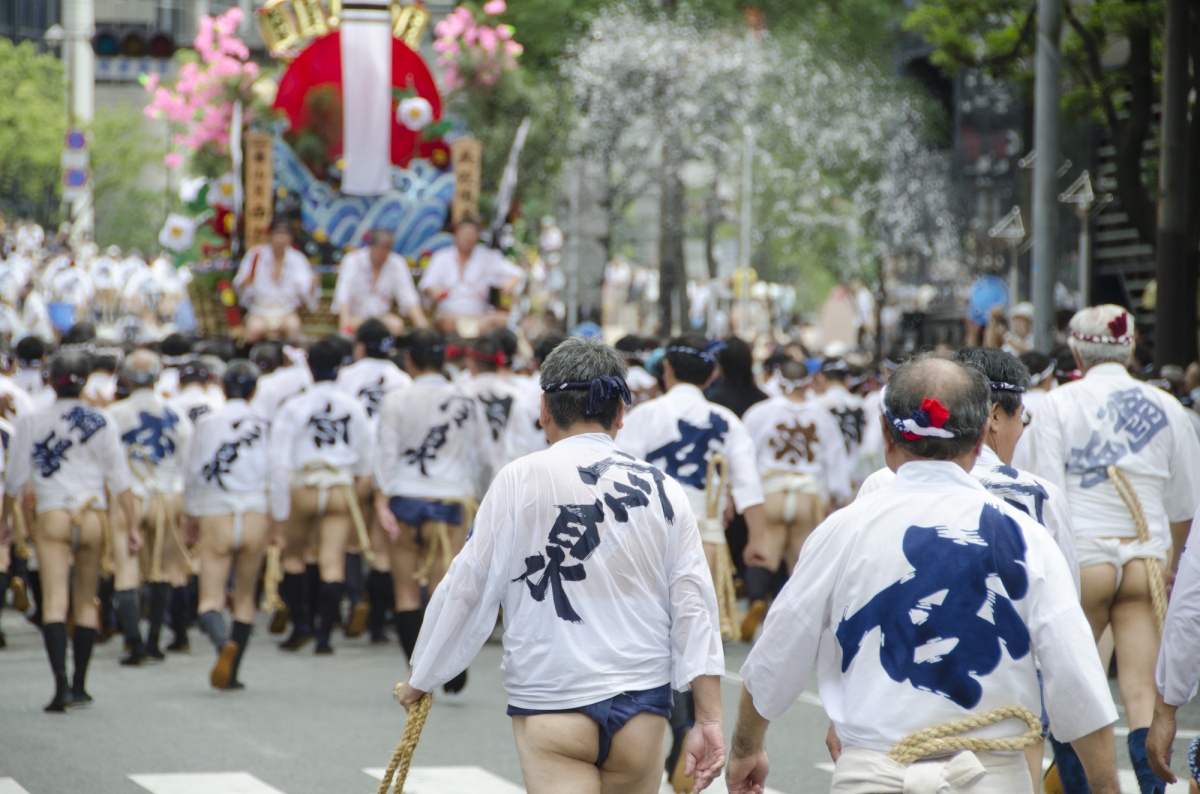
[645,412,729,489]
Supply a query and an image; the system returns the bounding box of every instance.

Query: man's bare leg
[600,713,669,794]
[513,713,602,794]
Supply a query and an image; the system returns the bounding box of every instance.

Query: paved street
[0,613,1197,793]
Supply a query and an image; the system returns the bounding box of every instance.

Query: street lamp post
[44,0,95,242]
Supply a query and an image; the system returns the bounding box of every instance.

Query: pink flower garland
[142,8,259,168]
[432,2,523,93]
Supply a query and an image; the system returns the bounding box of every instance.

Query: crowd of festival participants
[2,219,1200,794]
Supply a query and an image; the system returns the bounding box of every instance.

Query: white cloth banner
[340,4,393,196]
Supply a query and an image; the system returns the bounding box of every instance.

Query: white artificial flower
[208,172,239,209]
[158,214,196,252]
[179,176,208,204]
[397,96,434,131]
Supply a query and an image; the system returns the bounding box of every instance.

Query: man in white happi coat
[463,333,528,492]
[249,342,312,423]
[269,338,373,655]
[810,357,868,492]
[1022,305,1200,794]
[4,349,140,711]
[182,360,272,691]
[335,318,412,641]
[168,357,225,424]
[109,350,195,659]
[375,329,481,693]
[332,229,428,336]
[419,216,523,336]
[727,355,1120,794]
[394,337,727,794]
[739,358,849,641]
[233,220,319,343]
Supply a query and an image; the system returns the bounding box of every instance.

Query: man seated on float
[233,219,319,344]
[332,229,428,337]
[418,216,523,337]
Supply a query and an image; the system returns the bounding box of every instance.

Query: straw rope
[1107,465,1169,631]
[887,705,1043,766]
[704,454,738,641]
[412,498,475,588]
[300,461,374,565]
[377,691,433,794]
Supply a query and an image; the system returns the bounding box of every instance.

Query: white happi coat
[859,445,1080,592]
[6,398,132,513]
[182,399,271,517]
[335,357,412,426]
[375,373,481,502]
[1158,504,1200,708]
[742,461,1115,755]
[504,375,549,462]
[266,381,373,522]
[250,362,312,423]
[741,395,851,503]
[232,245,319,315]
[813,384,868,482]
[169,383,225,425]
[108,389,194,500]
[331,248,421,320]
[618,384,763,543]
[408,433,724,707]
[1022,363,1200,544]
[468,371,529,489]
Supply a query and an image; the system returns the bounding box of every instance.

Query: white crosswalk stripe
[0,779,33,794]
[129,773,288,794]
[819,762,1193,793]
[363,766,524,793]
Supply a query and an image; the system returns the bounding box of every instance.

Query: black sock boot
[1127,727,1165,794]
[146,582,170,658]
[228,621,252,688]
[367,571,393,642]
[114,589,146,665]
[393,608,425,661]
[167,586,190,651]
[96,577,115,641]
[197,610,228,653]
[305,563,321,627]
[279,573,313,650]
[42,622,70,712]
[70,626,96,704]
[315,581,343,653]
[28,569,42,626]
[343,554,368,637]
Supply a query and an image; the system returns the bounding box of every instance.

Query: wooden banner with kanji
[450,137,483,223]
[244,132,274,249]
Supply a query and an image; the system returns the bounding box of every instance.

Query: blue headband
[667,342,725,365]
[988,380,1027,394]
[543,375,632,416]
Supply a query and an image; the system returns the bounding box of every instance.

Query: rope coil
[1107,465,1169,632]
[887,705,1043,766]
[704,454,738,641]
[262,544,284,613]
[377,691,433,794]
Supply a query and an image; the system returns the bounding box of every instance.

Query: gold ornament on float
[257,0,429,59]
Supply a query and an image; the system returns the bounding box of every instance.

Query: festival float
[145,1,518,336]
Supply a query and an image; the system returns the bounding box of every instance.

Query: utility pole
[1154,0,1194,366]
[1031,0,1061,352]
[62,0,95,241]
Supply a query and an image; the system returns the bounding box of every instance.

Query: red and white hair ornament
[1070,310,1133,345]
[886,397,955,441]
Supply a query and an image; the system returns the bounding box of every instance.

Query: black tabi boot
[146,582,170,659]
[227,621,252,689]
[96,576,115,641]
[366,570,393,643]
[343,553,367,637]
[314,581,344,654]
[393,608,424,661]
[70,626,96,704]
[304,563,321,626]
[739,566,774,642]
[42,622,70,712]
[27,569,42,627]
[114,589,147,665]
[166,586,190,651]
[279,573,314,650]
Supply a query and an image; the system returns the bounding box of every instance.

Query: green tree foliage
[90,108,162,252]
[905,0,1200,255]
[0,40,67,224]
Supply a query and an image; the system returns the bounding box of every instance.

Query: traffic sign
[64,128,87,150]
